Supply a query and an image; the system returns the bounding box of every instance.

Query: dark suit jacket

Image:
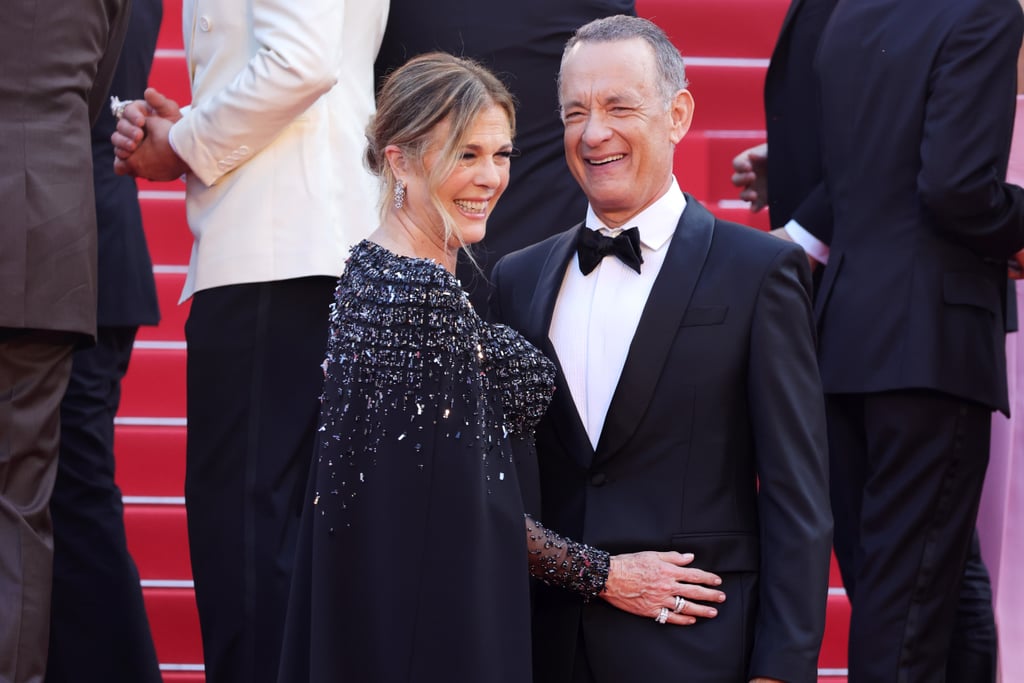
[375,0,636,310]
[764,0,837,237]
[491,198,832,683]
[91,0,162,328]
[0,0,131,340]
[813,0,1024,414]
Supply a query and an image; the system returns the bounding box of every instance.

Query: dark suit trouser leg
[826,390,991,683]
[45,326,162,683]
[944,531,996,683]
[184,277,334,683]
[0,329,75,683]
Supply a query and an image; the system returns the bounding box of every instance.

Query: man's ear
[668,89,695,145]
[384,144,408,181]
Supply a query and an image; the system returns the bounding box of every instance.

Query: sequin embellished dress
[278,241,607,683]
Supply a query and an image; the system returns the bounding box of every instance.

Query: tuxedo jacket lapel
[528,224,597,469]
[595,196,716,463]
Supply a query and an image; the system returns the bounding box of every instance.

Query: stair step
[687,62,766,132]
[161,673,205,683]
[126,505,192,580]
[140,190,191,267]
[121,347,187,418]
[637,0,789,59]
[115,424,186,497]
[821,591,851,669]
[145,586,203,665]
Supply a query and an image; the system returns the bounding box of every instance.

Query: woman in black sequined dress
[278,53,723,683]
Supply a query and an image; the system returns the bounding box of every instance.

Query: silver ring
[655,607,669,624]
[110,96,129,120]
[673,595,686,614]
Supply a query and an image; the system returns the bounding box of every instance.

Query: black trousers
[46,326,162,683]
[183,277,334,683]
[827,390,996,683]
[0,328,75,683]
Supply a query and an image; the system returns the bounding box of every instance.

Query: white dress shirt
[549,179,686,449]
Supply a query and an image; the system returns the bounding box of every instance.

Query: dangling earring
[393,179,406,210]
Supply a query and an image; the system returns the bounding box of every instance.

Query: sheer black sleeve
[525,515,609,601]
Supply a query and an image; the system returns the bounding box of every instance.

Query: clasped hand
[111,87,190,181]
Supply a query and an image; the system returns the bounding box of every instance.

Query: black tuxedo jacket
[91,0,161,328]
[491,198,832,683]
[764,0,837,235]
[814,0,1024,414]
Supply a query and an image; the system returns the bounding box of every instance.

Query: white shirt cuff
[784,219,829,265]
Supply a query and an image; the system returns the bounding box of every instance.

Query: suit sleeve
[791,180,834,246]
[168,0,346,186]
[746,244,833,682]
[918,0,1024,257]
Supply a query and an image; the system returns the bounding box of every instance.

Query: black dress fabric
[279,241,607,682]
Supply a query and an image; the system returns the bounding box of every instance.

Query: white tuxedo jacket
[170,0,389,301]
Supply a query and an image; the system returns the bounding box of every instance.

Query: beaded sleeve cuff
[525,515,610,601]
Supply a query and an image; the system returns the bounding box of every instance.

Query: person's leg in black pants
[827,390,993,682]
[46,325,162,683]
[184,276,335,683]
[945,531,997,683]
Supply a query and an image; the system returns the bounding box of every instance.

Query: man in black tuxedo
[491,15,832,683]
[733,1,1000,678]
[804,0,1024,679]
[376,0,635,311]
[45,1,164,680]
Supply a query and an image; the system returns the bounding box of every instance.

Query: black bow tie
[576,226,644,275]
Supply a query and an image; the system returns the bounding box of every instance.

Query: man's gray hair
[560,15,688,104]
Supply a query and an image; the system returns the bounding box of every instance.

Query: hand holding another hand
[112,87,189,181]
[600,551,725,626]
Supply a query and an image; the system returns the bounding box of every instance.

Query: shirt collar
[583,177,686,252]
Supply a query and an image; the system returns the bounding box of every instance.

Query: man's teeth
[590,154,625,165]
[455,200,488,213]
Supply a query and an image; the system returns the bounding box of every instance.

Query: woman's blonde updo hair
[365,52,516,245]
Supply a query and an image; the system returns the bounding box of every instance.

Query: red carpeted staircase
[119,1,849,679]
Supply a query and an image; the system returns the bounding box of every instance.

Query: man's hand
[731,142,769,212]
[112,87,189,181]
[600,551,725,626]
[750,678,785,683]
